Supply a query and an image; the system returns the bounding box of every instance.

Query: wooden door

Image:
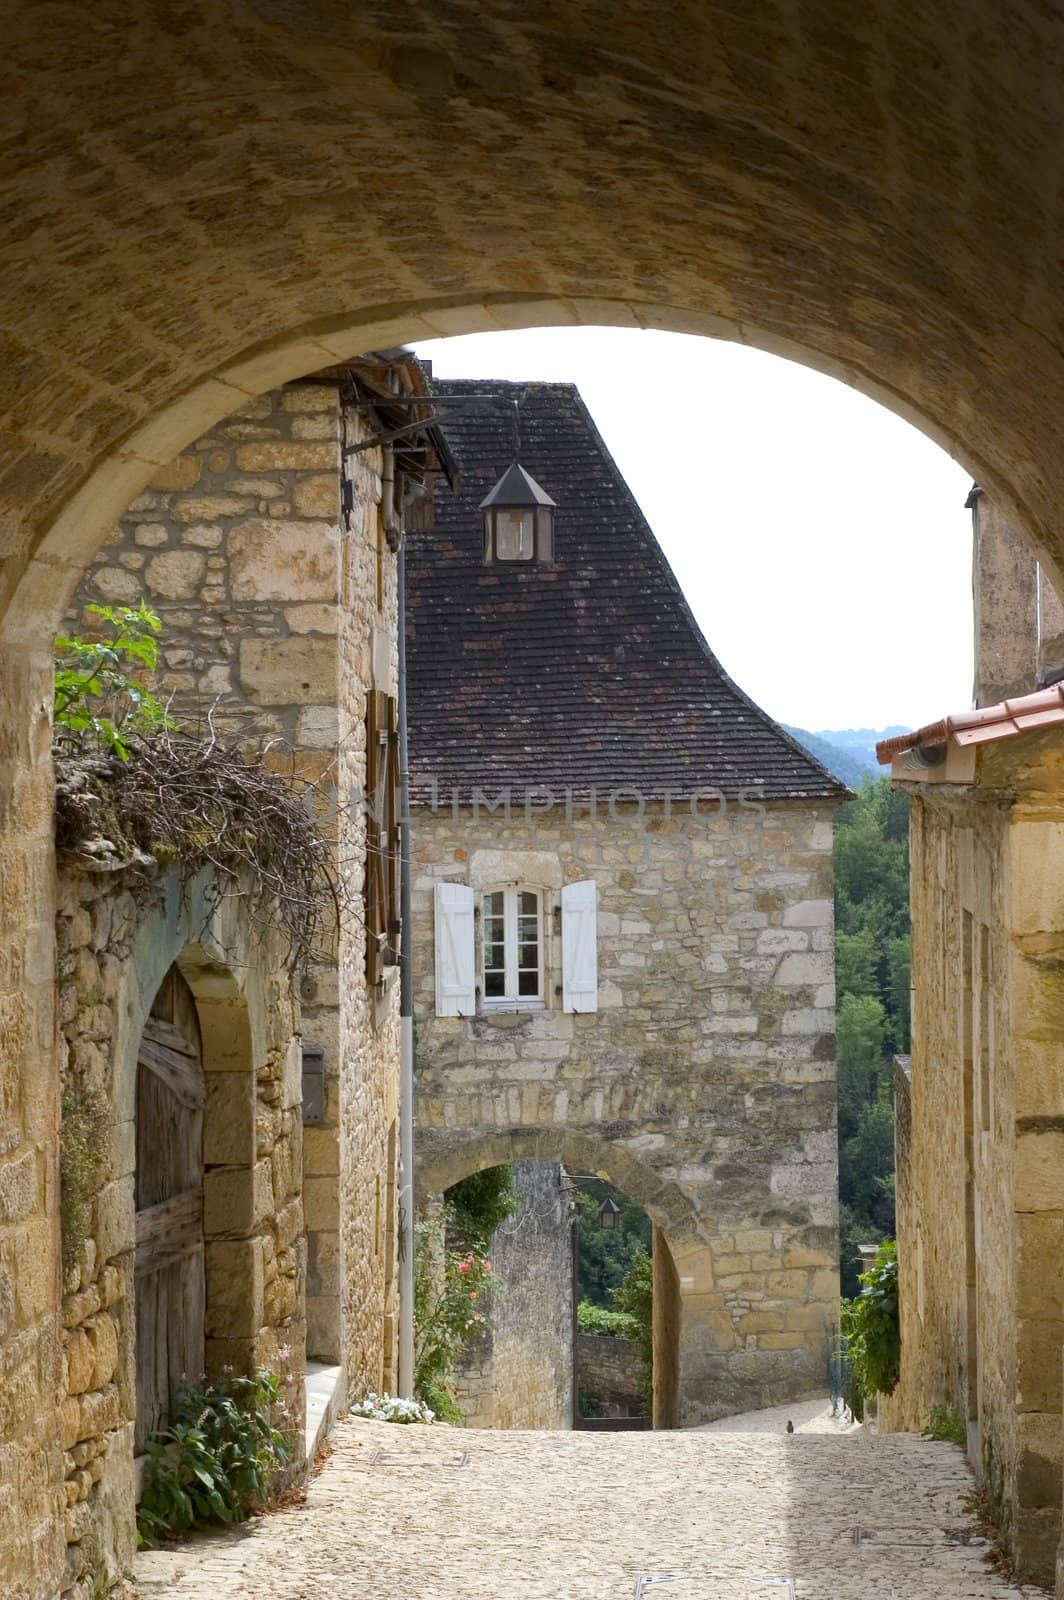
[134,966,205,1452]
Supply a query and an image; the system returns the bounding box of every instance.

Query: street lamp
[597,1194,621,1230]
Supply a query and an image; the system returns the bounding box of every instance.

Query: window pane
[518,890,539,917]
[485,943,505,972]
[495,509,534,561]
[484,891,504,917]
[519,943,538,968]
[518,970,539,997]
[485,970,505,997]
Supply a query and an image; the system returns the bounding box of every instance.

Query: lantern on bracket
[597,1194,621,1230]
[480,462,556,565]
[480,396,556,564]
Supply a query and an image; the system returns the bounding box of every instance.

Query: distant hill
[783,725,909,790]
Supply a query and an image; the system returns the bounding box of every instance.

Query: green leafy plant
[412,1216,495,1424]
[577,1301,640,1340]
[840,1239,900,1420]
[612,1245,653,1408]
[924,1403,966,1446]
[136,1368,289,1547]
[55,602,171,757]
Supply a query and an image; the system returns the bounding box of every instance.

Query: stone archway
[420,1129,687,1430]
[6,8,1064,1590]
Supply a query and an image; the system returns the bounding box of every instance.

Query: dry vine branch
[55,728,344,970]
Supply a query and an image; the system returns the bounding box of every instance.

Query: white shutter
[562,879,598,1013]
[434,881,476,1017]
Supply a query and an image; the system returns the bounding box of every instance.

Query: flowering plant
[413,1219,495,1423]
[349,1393,435,1424]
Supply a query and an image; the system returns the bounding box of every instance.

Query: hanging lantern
[480,462,556,565]
[597,1194,621,1230]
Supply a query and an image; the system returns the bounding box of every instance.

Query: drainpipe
[394,460,416,1399]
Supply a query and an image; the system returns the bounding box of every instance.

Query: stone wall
[576,1334,644,1417]
[71,377,401,1397]
[884,732,1064,1588]
[55,860,303,1600]
[412,799,840,1426]
[453,1161,573,1430]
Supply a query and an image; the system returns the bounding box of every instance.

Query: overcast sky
[414,327,974,735]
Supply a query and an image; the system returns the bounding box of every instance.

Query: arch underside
[4,0,1064,638]
[417,1123,700,1243]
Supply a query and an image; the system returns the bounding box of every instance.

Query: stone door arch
[419,1129,685,1430]
[133,964,206,1451]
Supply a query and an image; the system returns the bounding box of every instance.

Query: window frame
[480,884,546,1012]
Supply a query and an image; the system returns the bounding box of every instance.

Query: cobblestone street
[136,1417,1049,1599]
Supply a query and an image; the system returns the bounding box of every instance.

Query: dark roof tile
[406,380,844,804]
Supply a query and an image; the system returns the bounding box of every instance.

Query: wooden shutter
[435,881,476,1016]
[562,879,599,1013]
[365,691,402,986]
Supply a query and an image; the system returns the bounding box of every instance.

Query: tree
[445,1166,517,1250]
[612,1245,653,1408]
[832,778,909,1296]
[573,1180,651,1307]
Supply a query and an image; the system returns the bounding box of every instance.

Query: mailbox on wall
[301,1043,326,1125]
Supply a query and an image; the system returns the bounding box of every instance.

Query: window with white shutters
[481,886,544,1011]
[561,879,598,1013]
[434,881,476,1017]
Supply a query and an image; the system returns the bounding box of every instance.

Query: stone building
[407,380,846,1428]
[878,492,1064,1589]
[54,355,447,1596]
[879,693,1064,1588]
[450,1161,574,1430]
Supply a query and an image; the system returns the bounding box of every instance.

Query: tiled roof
[877,683,1064,763]
[405,380,845,803]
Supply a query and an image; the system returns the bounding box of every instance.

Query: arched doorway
[133,964,206,1452]
[419,1133,685,1430]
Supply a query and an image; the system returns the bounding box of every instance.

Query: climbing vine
[412,1216,494,1424]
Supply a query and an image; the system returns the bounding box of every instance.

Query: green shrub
[840,1239,900,1420]
[414,1378,464,1425]
[136,1368,288,1547]
[55,603,171,758]
[577,1301,640,1340]
[924,1404,966,1446]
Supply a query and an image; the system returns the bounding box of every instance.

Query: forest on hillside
[834,778,910,1296]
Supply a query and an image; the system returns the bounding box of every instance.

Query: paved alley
[136,1418,1048,1599]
